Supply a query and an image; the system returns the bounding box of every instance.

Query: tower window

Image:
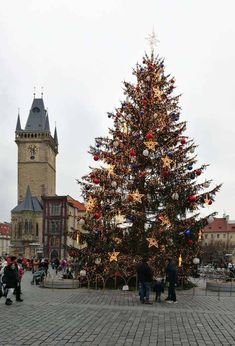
[36,223,39,237]
[32,107,40,113]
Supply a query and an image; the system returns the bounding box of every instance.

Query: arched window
[24,220,28,235]
[36,223,39,237]
[18,223,22,238]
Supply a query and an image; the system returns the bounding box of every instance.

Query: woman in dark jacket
[3,257,22,305]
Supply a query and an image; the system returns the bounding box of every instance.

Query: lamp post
[193,257,200,277]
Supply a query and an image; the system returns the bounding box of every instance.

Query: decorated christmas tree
[69,35,221,281]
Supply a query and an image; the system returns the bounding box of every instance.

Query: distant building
[0,222,11,255]
[42,195,85,260]
[201,215,235,262]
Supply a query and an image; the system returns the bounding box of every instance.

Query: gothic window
[24,220,28,235]
[18,223,22,238]
[36,223,39,237]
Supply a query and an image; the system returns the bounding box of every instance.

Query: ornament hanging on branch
[108,250,120,262]
[146,237,158,248]
[85,196,96,212]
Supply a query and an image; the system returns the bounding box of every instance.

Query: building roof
[54,126,58,146]
[42,195,86,211]
[202,217,235,233]
[0,223,10,236]
[16,114,21,131]
[68,197,86,211]
[11,185,43,213]
[24,98,49,132]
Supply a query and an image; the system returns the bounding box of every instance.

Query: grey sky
[0,0,235,222]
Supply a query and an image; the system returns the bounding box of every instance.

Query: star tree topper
[146,29,159,53]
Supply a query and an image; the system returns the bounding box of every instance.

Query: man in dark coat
[165,258,178,303]
[137,256,153,304]
[2,256,23,305]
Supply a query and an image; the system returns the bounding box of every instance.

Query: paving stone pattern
[0,272,234,346]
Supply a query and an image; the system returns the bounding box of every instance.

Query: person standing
[2,256,23,305]
[137,256,153,304]
[165,258,178,303]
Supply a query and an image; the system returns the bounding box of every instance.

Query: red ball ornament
[90,172,96,179]
[160,170,169,178]
[94,212,101,220]
[115,271,121,278]
[93,178,100,185]
[68,249,76,257]
[145,131,154,140]
[187,239,193,246]
[142,99,148,107]
[188,195,197,203]
[195,169,201,176]
[93,155,100,161]
[139,171,146,178]
[129,148,136,157]
[180,138,186,145]
[208,200,213,205]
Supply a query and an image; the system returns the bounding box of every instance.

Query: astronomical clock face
[27,145,38,160]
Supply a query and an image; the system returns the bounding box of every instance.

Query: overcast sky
[0,0,235,222]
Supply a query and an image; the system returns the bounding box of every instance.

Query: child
[154,278,164,302]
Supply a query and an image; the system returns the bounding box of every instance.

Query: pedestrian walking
[2,256,23,305]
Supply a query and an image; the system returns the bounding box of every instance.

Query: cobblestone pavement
[0,272,235,346]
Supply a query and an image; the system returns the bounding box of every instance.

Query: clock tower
[15,97,58,203]
[11,96,58,257]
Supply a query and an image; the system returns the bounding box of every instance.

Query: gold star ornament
[146,237,158,248]
[161,155,173,168]
[108,250,120,262]
[128,190,144,203]
[158,213,171,226]
[113,237,122,244]
[106,165,115,177]
[144,141,158,150]
[153,87,162,99]
[85,196,96,212]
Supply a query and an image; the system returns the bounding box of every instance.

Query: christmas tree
[69,38,221,281]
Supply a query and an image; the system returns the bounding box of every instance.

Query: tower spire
[16,110,22,131]
[54,124,58,146]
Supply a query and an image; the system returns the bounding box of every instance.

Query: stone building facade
[11,96,58,257]
[10,95,85,259]
[201,215,235,263]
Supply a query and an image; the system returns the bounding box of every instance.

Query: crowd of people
[0,254,178,306]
